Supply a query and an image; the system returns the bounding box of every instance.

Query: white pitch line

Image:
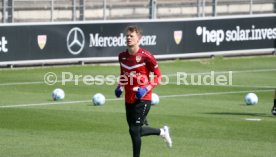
[0,78,113,86]
[0,100,90,108]
[164,68,276,77]
[0,89,272,108]
[159,89,272,98]
[244,118,262,121]
[0,98,124,108]
[166,82,276,89]
[0,81,45,86]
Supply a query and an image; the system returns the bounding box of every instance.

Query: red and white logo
[136,55,142,63]
[37,35,47,50]
[174,31,182,45]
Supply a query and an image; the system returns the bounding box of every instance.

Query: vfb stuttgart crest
[136,55,142,62]
[174,30,182,45]
[37,35,47,50]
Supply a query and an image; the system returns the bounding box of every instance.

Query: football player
[115,25,172,157]
[272,90,276,115]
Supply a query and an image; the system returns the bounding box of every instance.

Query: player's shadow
[204,112,270,117]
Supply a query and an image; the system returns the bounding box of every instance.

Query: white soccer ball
[244,93,258,105]
[92,93,105,106]
[151,93,160,105]
[52,88,65,101]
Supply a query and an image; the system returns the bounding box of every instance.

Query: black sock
[141,126,160,136]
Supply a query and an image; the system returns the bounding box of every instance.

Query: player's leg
[143,117,149,126]
[139,100,160,136]
[125,100,172,157]
[272,90,276,115]
[125,103,142,157]
[125,100,160,157]
[138,100,172,148]
[128,124,142,157]
[272,100,276,115]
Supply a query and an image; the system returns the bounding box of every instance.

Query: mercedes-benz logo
[66,27,85,55]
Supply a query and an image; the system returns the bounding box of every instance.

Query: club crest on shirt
[136,55,142,62]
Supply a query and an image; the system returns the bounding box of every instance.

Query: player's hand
[136,87,148,99]
[115,85,123,98]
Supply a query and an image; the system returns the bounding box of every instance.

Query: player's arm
[136,66,161,99]
[147,66,161,91]
[115,55,124,98]
[136,53,161,99]
[145,51,162,91]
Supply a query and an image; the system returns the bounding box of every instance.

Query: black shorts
[125,100,151,126]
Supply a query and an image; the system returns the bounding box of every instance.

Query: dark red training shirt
[118,48,161,104]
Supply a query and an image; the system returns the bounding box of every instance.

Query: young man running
[115,25,172,157]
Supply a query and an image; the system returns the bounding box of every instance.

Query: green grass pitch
[0,55,275,157]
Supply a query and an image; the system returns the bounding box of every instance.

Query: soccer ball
[244,93,258,105]
[92,93,105,106]
[52,88,65,101]
[151,93,160,105]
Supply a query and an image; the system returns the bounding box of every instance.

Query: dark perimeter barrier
[0,14,275,66]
